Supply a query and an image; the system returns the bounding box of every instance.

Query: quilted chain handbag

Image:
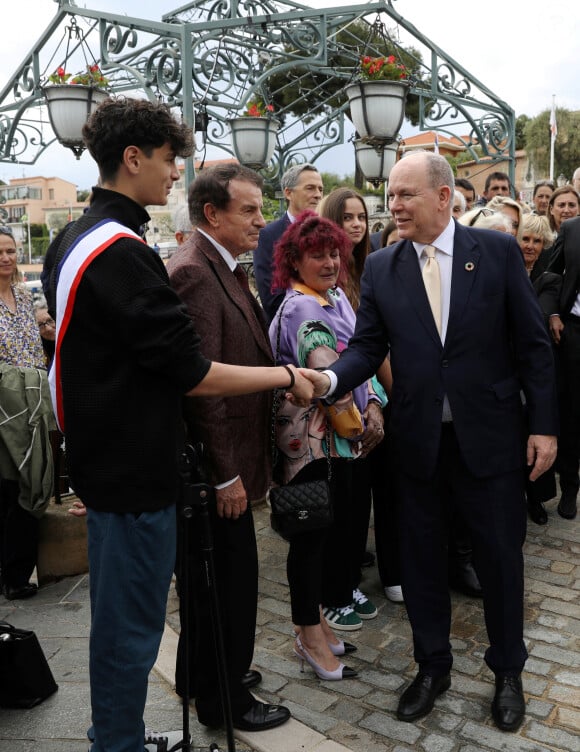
[270,297,333,541]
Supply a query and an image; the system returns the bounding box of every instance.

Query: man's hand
[549,315,564,345]
[68,500,87,517]
[527,434,557,481]
[286,366,314,407]
[360,402,385,457]
[216,477,247,520]
[298,368,331,398]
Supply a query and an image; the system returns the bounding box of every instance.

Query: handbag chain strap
[271,295,332,482]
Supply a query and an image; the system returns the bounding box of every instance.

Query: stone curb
[155,623,354,752]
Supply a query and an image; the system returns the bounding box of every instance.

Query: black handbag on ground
[0,621,58,708]
[270,297,333,541]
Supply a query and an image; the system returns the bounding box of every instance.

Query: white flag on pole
[433,132,440,154]
[550,102,557,141]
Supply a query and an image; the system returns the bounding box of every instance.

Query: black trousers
[398,424,528,677]
[175,504,258,720]
[368,410,401,588]
[555,317,580,495]
[0,478,39,589]
[287,458,360,625]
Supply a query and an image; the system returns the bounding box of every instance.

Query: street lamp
[354,139,398,189]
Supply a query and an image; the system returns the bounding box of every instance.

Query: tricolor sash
[48,220,145,431]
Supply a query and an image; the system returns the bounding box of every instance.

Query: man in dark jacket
[254,163,323,321]
[47,97,312,752]
[168,165,290,732]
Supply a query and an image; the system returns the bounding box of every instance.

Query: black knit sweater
[49,188,211,512]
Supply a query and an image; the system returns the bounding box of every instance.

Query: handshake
[285,367,331,407]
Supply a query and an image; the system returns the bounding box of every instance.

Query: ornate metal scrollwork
[0,0,515,185]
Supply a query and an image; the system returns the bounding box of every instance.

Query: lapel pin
[465,262,475,272]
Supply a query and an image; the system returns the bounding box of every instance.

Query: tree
[515,114,530,151]
[524,108,580,181]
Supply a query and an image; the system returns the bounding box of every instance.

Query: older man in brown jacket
[167,164,290,733]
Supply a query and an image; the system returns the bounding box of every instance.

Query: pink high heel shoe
[328,639,357,656]
[293,636,358,681]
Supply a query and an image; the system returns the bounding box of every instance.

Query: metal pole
[549,94,556,183]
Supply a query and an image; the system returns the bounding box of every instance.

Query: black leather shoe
[491,675,525,732]
[233,700,291,731]
[4,583,38,600]
[396,672,451,722]
[240,669,262,690]
[528,499,548,525]
[449,561,483,598]
[557,489,578,520]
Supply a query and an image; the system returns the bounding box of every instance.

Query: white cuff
[215,475,240,490]
[322,369,337,398]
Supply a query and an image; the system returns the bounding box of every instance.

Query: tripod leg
[197,489,236,752]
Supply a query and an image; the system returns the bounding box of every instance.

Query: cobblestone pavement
[0,493,577,752]
[166,497,580,752]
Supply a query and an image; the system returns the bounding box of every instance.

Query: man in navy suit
[310,152,558,732]
[254,163,323,322]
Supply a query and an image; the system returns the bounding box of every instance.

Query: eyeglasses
[468,208,494,227]
[0,226,14,236]
[38,318,56,329]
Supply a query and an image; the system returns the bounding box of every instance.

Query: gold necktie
[422,245,442,335]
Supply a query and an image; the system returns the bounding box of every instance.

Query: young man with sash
[46,97,313,752]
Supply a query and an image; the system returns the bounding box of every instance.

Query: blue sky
[0,0,577,189]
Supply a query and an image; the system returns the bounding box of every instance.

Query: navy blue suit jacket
[331,222,558,481]
[254,213,291,323]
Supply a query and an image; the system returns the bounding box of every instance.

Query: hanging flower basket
[354,139,398,188]
[228,117,279,169]
[345,80,408,143]
[43,84,109,158]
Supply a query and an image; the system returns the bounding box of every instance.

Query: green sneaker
[352,588,378,619]
[322,604,363,631]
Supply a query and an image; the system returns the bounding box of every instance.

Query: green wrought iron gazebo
[0,0,516,189]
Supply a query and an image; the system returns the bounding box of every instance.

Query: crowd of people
[0,94,578,752]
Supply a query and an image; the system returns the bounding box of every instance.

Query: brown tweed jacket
[167,230,273,501]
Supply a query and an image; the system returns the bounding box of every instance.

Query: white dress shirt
[323,218,456,412]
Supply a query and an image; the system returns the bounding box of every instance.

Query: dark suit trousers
[175,505,258,720]
[398,424,528,677]
[369,410,401,587]
[555,317,580,495]
[0,478,39,589]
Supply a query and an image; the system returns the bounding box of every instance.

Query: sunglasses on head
[468,208,494,227]
[0,226,14,236]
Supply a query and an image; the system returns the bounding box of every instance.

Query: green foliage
[261,195,281,222]
[321,172,358,194]
[31,237,50,256]
[524,108,580,181]
[265,20,426,128]
[445,151,476,176]
[29,223,47,238]
[515,114,530,151]
[77,189,91,202]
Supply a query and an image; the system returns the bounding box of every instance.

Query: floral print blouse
[0,285,45,369]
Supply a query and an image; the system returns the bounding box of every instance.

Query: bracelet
[282,365,295,389]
